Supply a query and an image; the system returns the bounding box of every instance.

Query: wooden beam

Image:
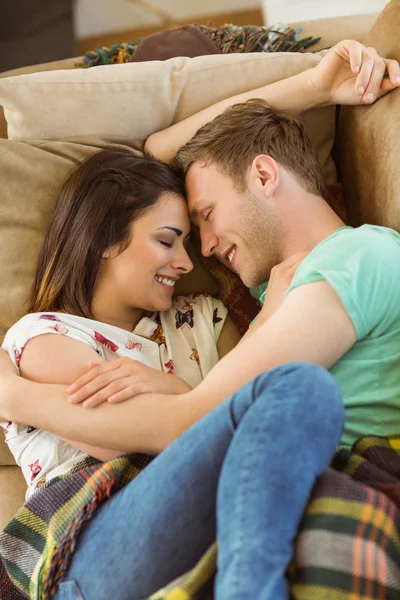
[77,8,264,54]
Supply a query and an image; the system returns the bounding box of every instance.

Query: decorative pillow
[0,138,221,335]
[337,1,400,231]
[0,52,337,185]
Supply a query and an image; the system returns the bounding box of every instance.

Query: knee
[255,362,344,424]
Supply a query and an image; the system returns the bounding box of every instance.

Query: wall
[262,0,389,24]
[75,0,261,39]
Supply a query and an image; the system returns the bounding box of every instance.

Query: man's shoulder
[327,224,400,249]
[309,225,400,267]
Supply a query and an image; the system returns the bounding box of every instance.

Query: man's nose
[200,230,218,257]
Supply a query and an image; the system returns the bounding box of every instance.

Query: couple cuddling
[1,40,400,600]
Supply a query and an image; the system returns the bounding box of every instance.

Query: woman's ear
[102,245,118,259]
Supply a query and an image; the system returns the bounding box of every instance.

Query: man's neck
[277,191,346,261]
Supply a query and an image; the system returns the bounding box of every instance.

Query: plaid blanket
[149,436,400,600]
[1,436,400,600]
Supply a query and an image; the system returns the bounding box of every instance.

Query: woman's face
[96,193,193,318]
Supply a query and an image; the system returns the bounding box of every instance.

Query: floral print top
[1,294,227,498]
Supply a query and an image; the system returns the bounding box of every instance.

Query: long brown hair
[28,148,185,318]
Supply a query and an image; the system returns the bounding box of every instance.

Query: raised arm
[0,280,356,454]
[145,40,400,163]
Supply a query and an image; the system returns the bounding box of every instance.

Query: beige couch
[0,4,398,533]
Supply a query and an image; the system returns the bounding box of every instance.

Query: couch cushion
[0,138,221,335]
[0,466,26,530]
[0,52,337,185]
[337,0,400,230]
[0,57,82,140]
[0,433,16,466]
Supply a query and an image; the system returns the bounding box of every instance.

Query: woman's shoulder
[2,312,103,353]
[5,312,91,337]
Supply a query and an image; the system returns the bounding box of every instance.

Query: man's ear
[250,154,280,199]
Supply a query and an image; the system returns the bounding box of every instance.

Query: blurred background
[0,0,389,72]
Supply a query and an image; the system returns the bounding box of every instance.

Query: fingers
[67,360,119,395]
[381,58,400,92]
[355,47,378,101]
[81,378,145,408]
[355,47,400,103]
[346,40,363,74]
[68,365,131,404]
[108,385,149,403]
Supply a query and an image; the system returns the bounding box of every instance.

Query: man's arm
[145,40,400,163]
[0,280,355,454]
[144,69,327,163]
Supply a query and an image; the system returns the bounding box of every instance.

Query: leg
[55,363,343,600]
[216,363,344,600]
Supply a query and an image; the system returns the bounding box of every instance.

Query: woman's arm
[145,40,400,163]
[19,334,127,460]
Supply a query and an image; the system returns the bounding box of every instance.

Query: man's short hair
[174,98,327,198]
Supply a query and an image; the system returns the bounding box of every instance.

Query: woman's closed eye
[160,240,173,248]
[203,209,212,222]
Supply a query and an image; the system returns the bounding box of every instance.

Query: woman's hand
[259,252,309,323]
[309,39,400,105]
[67,357,192,408]
[239,253,308,345]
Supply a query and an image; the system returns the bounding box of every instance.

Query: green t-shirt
[280,224,400,449]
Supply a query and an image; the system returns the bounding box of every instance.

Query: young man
[1,40,400,600]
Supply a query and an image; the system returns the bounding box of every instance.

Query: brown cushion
[0,138,219,335]
[337,0,400,230]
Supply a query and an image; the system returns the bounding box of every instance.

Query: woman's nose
[172,247,194,274]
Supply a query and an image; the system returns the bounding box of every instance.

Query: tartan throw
[150,436,400,600]
[1,436,400,600]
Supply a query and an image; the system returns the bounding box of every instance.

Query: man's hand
[67,357,192,408]
[309,40,400,105]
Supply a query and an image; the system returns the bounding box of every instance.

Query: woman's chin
[150,296,173,313]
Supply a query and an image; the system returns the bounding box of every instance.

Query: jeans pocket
[56,580,87,600]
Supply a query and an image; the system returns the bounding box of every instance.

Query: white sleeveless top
[1,294,227,498]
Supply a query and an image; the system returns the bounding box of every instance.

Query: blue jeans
[55,363,344,600]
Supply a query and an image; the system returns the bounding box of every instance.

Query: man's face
[186,162,279,287]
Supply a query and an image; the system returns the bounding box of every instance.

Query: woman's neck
[91,293,145,332]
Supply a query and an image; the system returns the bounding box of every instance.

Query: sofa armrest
[290,13,379,51]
